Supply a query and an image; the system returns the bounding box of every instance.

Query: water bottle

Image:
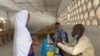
[47,34,51,43]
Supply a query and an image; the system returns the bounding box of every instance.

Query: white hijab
[13,10,32,56]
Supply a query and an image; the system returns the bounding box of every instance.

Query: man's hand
[53,41,59,46]
[57,37,63,42]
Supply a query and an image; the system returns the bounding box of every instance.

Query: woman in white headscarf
[13,10,36,56]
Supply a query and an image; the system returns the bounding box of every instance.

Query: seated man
[55,24,95,56]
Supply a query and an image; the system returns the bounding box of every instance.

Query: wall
[57,0,71,15]
[0,10,7,20]
[8,11,56,33]
[58,0,100,26]
[29,11,56,33]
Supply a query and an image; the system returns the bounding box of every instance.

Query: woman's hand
[32,38,39,46]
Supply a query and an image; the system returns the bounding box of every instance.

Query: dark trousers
[28,44,34,56]
[28,53,34,56]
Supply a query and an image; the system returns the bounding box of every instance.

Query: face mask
[74,35,79,39]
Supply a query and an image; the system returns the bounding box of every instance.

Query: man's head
[72,24,85,39]
[55,22,60,30]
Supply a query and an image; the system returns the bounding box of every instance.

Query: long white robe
[13,10,32,56]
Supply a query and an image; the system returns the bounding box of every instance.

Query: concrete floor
[0,41,41,56]
[0,41,13,56]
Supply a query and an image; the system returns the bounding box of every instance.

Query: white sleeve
[58,43,74,55]
[58,38,89,55]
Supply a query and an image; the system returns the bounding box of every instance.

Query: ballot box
[41,39,61,56]
[41,34,61,56]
